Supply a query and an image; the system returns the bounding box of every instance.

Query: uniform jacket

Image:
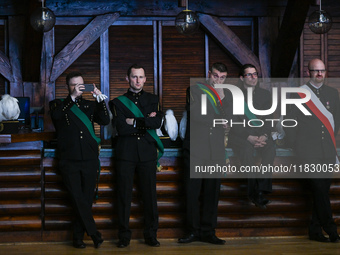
[228,86,273,146]
[184,84,228,161]
[109,89,163,162]
[49,95,110,160]
[285,82,340,159]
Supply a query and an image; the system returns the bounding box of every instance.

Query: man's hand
[92,84,108,102]
[126,118,134,125]
[148,112,156,117]
[247,135,267,148]
[70,84,84,101]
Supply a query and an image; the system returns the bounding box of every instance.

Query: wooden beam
[198,13,261,75]
[41,28,55,131]
[100,30,110,100]
[258,17,279,79]
[50,12,120,82]
[271,0,312,78]
[0,0,275,17]
[46,0,270,17]
[8,16,24,96]
[0,50,14,82]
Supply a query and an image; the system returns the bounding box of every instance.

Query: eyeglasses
[212,73,226,81]
[244,72,258,78]
[309,69,326,73]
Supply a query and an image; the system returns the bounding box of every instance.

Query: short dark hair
[210,62,228,73]
[127,64,146,77]
[239,64,257,76]
[66,72,83,85]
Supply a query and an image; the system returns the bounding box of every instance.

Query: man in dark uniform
[178,62,228,245]
[49,72,110,248]
[109,64,163,248]
[285,58,340,242]
[228,64,275,209]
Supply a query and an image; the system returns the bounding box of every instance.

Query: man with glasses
[178,62,229,245]
[285,58,340,242]
[228,64,275,209]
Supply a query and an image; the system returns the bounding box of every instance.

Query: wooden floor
[1,237,340,255]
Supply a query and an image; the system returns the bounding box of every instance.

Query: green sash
[244,101,261,126]
[117,95,164,169]
[196,83,220,114]
[195,83,229,162]
[70,104,101,144]
[62,99,101,200]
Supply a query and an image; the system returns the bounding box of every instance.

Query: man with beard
[285,59,340,242]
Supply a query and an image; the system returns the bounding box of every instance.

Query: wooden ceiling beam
[50,12,120,82]
[0,50,14,82]
[198,13,261,75]
[271,0,312,78]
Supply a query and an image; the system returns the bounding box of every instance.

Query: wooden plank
[198,13,261,75]
[50,12,120,82]
[0,50,13,82]
[0,132,55,144]
[271,0,312,77]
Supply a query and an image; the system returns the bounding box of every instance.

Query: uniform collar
[127,89,144,97]
[307,81,324,94]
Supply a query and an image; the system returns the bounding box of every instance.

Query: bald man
[285,59,340,242]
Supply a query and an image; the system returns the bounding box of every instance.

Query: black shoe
[329,233,340,243]
[178,233,200,243]
[309,233,330,242]
[250,191,269,209]
[145,237,160,247]
[73,239,86,249]
[91,231,104,248]
[117,238,130,248]
[201,235,226,245]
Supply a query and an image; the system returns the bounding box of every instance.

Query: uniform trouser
[231,138,275,197]
[59,159,98,240]
[300,157,338,236]
[183,149,222,237]
[116,159,158,240]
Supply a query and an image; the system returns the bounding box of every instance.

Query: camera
[80,84,94,92]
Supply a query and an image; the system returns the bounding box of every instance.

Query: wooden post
[8,16,24,96]
[41,28,55,131]
[271,0,312,77]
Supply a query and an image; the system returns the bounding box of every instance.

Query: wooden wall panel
[327,21,340,78]
[301,23,322,78]
[108,25,154,100]
[162,26,205,121]
[161,25,253,121]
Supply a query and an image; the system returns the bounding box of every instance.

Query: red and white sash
[298,84,339,163]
